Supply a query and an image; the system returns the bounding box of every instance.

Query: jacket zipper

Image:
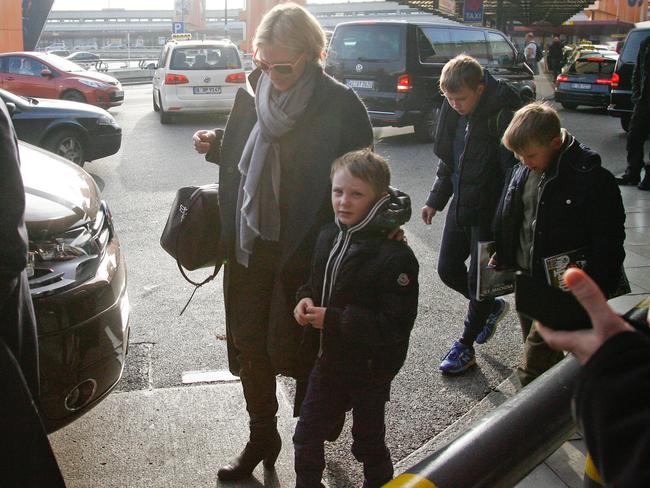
[455,117,471,226]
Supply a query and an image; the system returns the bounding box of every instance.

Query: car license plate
[346,79,374,90]
[570,83,591,90]
[193,86,222,95]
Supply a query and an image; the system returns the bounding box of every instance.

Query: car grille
[109,91,124,101]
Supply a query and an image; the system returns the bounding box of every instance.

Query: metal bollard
[386,357,581,488]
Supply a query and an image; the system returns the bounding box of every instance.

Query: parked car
[152,38,247,124]
[325,21,536,142]
[66,51,100,63]
[0,88,121,166]
[20,140,130,433]
[0,51,124,109]
[609,23,650,131]
[555,52,618,110]
[48,49,71,58]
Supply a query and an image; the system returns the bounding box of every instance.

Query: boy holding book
[493,102,626,386]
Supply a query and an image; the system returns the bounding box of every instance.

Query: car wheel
[153,92,160,112]
[414,105,441,143]
[561,102,578,110]
[621,113,631,132]
[159,95,171,124]
[61,90,87,103]
[44,130,86,166]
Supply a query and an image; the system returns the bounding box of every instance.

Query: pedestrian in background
[524,32,539,75]
[421,54,520,374]
[293,149,418,488]
[0,99,66,486]
[547,37,564,78]
[618,35,650,190]
[537,268,650,486]
[494,102,626,386]
[191,2,373,481]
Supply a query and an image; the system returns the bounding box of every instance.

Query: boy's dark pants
[437,209,495,345]
[293,361,393,488]
[516,315,565,387]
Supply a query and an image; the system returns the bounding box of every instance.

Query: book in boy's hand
[543,247,588,291]
[476,241,515,300]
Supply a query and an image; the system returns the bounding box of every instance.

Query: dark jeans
[626,102,650,178]
[437,210,495,345]
[293,361,393,488]
[227,239,281,424]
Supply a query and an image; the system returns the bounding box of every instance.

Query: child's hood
[336,186,412,237]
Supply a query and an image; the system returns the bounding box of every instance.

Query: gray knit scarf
[235,63,318,267]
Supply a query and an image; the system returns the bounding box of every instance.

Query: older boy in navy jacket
[494,102,626,386]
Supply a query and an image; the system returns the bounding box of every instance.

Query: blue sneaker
[439,341,476,374]
[475,298,510,345]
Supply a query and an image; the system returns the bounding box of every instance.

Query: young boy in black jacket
[292,149,419,488]
[494,102,626,386]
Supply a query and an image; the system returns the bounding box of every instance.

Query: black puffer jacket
[632,35,650,106]
[493,131,626,296]
[427,71,520,226]
[296,188,419,379]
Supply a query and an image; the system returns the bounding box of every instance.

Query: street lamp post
[225,0,229,39]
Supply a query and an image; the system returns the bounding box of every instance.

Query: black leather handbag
[160,184,224,309]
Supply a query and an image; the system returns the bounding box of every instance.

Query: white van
[152,38,247,124]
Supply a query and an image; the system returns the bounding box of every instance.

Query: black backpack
[535,43,544,62]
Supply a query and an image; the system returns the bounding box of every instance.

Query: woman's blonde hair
[253,3,326,63]
[502,102,561,154]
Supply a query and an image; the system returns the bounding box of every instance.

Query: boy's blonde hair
[253,2,326,63]
[331,148,391,195]
[502,102,562,154]
[439,54,484,93]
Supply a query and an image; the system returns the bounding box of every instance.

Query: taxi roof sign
[171,33,192,41]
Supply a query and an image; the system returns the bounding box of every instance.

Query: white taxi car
[152,38,247,123]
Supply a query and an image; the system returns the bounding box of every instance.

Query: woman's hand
[192,129,217,154]
[305,306,326,329]
[294,298,314,326]
[536,268,635,365]
[421,205,437,225]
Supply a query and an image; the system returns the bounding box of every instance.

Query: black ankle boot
[217,419,282,481]
[616,172,641,186]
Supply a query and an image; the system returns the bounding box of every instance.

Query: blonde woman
[192,3,373,481]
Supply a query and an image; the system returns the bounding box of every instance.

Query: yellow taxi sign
[172,33,192,41]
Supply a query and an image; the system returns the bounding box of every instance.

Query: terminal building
[37,1,455,53]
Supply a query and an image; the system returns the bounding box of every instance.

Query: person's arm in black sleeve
[631,38,647,103]
[0,100,29,310]
[340,88,374,153]
[586,169,626,296]
[575,331,650,486]
[497,109,518,176]
[425,158,453,211]
[324,247,419,346]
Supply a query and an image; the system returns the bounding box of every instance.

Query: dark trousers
[293,361,393,488]
[227,240,281,424]
[437,210,495,345]
[516,315,565,387]
[626,102,650,178]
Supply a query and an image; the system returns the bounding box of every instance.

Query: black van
[325,21,536,142]
[608,23,650,131]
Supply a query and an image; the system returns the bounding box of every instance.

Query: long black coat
[206,67,373,377]
[426,71,520,227]
[493,132,626,297]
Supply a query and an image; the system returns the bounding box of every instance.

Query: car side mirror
[6,102,16,116]
[40,68,53,78]
[516,52,526,64]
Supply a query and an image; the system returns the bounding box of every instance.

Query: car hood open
[20,142,101,239]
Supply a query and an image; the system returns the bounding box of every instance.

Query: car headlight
[79,79,109,89]
[97,114,118,127]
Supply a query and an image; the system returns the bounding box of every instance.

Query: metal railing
[386,356,581,488]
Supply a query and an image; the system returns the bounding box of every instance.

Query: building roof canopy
[397,0,597,25]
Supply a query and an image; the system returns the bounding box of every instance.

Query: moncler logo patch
[397,273,410,286]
